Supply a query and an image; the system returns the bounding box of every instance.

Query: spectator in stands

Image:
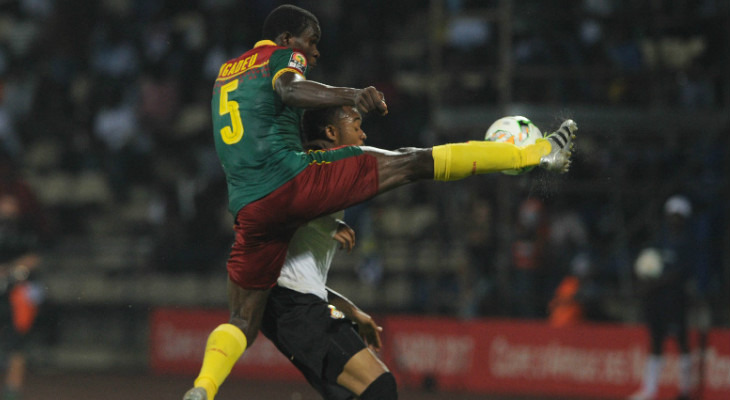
[548,252,607,326]
[0,192,44,400]
[546,200,590,304]
[91,85,144,203]
[463,196,498,317]
[510,198,549,318]
[0,154,47,238]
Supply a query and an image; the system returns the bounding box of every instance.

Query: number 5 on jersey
[219,80,243,144]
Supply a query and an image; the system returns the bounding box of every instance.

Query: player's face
[332,106,366,147]
[289,23,320,68]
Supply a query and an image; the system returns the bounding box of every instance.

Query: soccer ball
[484,116,543,175]
[634,248,664,279]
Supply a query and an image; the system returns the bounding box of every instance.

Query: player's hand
[355,86,388,116]
[333,221,355,253]
[353,310,383,351]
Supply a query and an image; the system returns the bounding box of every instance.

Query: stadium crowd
[0,0,726,324]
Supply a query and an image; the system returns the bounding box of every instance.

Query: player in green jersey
[185,5,576,400]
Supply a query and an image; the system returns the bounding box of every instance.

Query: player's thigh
[336,348,389,396]
[291,148,379,217]
[360,146,433,193]
[227,278,271,342]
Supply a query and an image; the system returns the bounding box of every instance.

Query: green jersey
[212,40,311,215]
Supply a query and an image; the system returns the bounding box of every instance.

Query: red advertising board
[381,316,730,400]
[149,308,302,380]
[149,308,730,399]
[703,328,730,400]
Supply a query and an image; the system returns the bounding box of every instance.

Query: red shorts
[227,148,379,290]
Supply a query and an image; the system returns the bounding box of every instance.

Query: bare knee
[337,348,389,395]
[362,146,433,193]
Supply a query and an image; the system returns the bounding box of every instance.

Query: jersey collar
[254,40,277,48]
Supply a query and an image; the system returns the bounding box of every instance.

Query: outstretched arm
[327,287,384,351]
[275,72,388,115]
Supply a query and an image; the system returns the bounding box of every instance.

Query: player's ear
[276,31,293,47]
[324,125,338,142]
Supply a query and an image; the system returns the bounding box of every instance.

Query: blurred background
[0,0,728,399]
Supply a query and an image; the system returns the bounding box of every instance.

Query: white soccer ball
[484,116,543,175]
[634,248,664,279]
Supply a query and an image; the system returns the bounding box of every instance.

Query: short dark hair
[300,107,347,144]
[262,5,319,40]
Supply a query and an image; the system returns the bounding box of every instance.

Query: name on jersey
[218,53,259,79]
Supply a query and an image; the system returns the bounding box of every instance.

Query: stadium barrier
[150,308,730,399]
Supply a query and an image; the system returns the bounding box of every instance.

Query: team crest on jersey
[328,305,345,319]
[288,52,307,73]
